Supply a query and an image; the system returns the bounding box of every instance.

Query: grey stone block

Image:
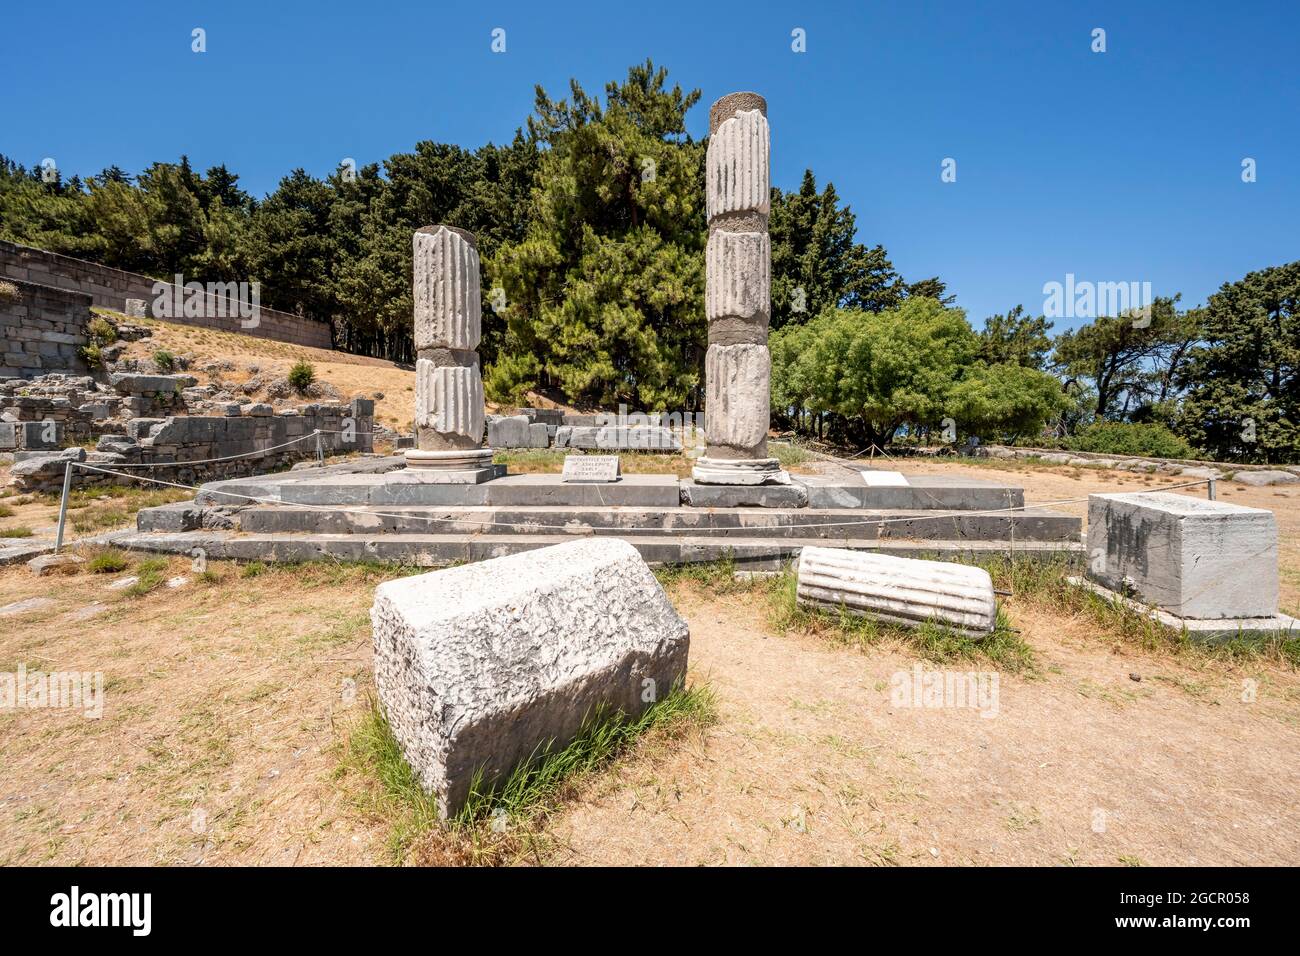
[527,422,550,448]
[680,480,809,509]
[370,538,690,816]
[488,414,531,448]
[125,418,163,442]
[1231,470,1299,487]
[1086,492,1278,619]
[109,373,198,394]
[555,425,681,452]
[18,420,61,449]
[521,407,564,426]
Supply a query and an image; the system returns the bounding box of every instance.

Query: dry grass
[99,310,418,432]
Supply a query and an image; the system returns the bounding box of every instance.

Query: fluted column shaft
[694,92,786,485]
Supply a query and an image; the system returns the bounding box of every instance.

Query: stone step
[193,470,1026,511]
[184,504,1080,543]
[111,530,1084,571]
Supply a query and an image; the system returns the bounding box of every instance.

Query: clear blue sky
[5,0,1297,328]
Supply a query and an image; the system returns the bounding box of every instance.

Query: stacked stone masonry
[1,240,331,350]
[1,279,91,378]
[8,398,374,494]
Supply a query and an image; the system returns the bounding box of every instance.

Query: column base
[691,456,790,486]
[404,447,499,482]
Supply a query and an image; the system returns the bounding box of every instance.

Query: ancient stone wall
[8,398,375,494]
[0,240,332,350]
[0,279,90,378]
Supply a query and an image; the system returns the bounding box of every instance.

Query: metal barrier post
[54,461,74,552]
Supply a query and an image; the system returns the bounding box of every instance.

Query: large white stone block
[1086,492,1278,619]
[413,225,481,351]
[706,230,770,322]
[414,360,484,443]
[370,538,691,817]
[705,109,770,221]
[796,546,997,638]
[704,343,770,451]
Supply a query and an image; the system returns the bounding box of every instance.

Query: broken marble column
[406,225,493,472]
[796,546,997,638]
[693,91,788,485]
[370,538,691,817]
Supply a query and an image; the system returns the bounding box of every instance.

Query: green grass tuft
[0,527,34,538]
[86,549,130,574]
[125,557,170,597]
[338,683,716,864]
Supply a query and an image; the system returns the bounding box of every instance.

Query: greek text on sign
[562,455,621,483]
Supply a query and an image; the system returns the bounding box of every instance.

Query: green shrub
[288,360,315,392]
[87,316,118,345]
[153,349,175,371]
[1068,422,1195,460]
[80,343,104,368]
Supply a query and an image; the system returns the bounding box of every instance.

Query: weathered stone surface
[703,343,770,453]
[414,360,484,444]
[487,414,531,448]
[0,596,58,616]
[16,420,61,449]
[108,373,197,394]
[1232,469,1299,487]
[370,537,690,816]
[691,456,787,485]
[554,425,681,452]
[705,230,769,323]
[412,225,481,352]
[796,546,997,638]
[561,455,620,482]
[680,480,806,508]
[1086,492,1278,619]
[706,108,770,220]
[10,445,84,478]
[28,553,85,576]
[521,408,564,427]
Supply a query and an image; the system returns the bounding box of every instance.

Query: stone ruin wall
[1,240,332,351]
[8,398,375,494]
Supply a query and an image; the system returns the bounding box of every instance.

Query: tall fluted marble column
[692,92,789,485]
[405,225,494,472]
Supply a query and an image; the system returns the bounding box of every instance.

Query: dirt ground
[1,459,1297,866]
[110,314,419,433]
